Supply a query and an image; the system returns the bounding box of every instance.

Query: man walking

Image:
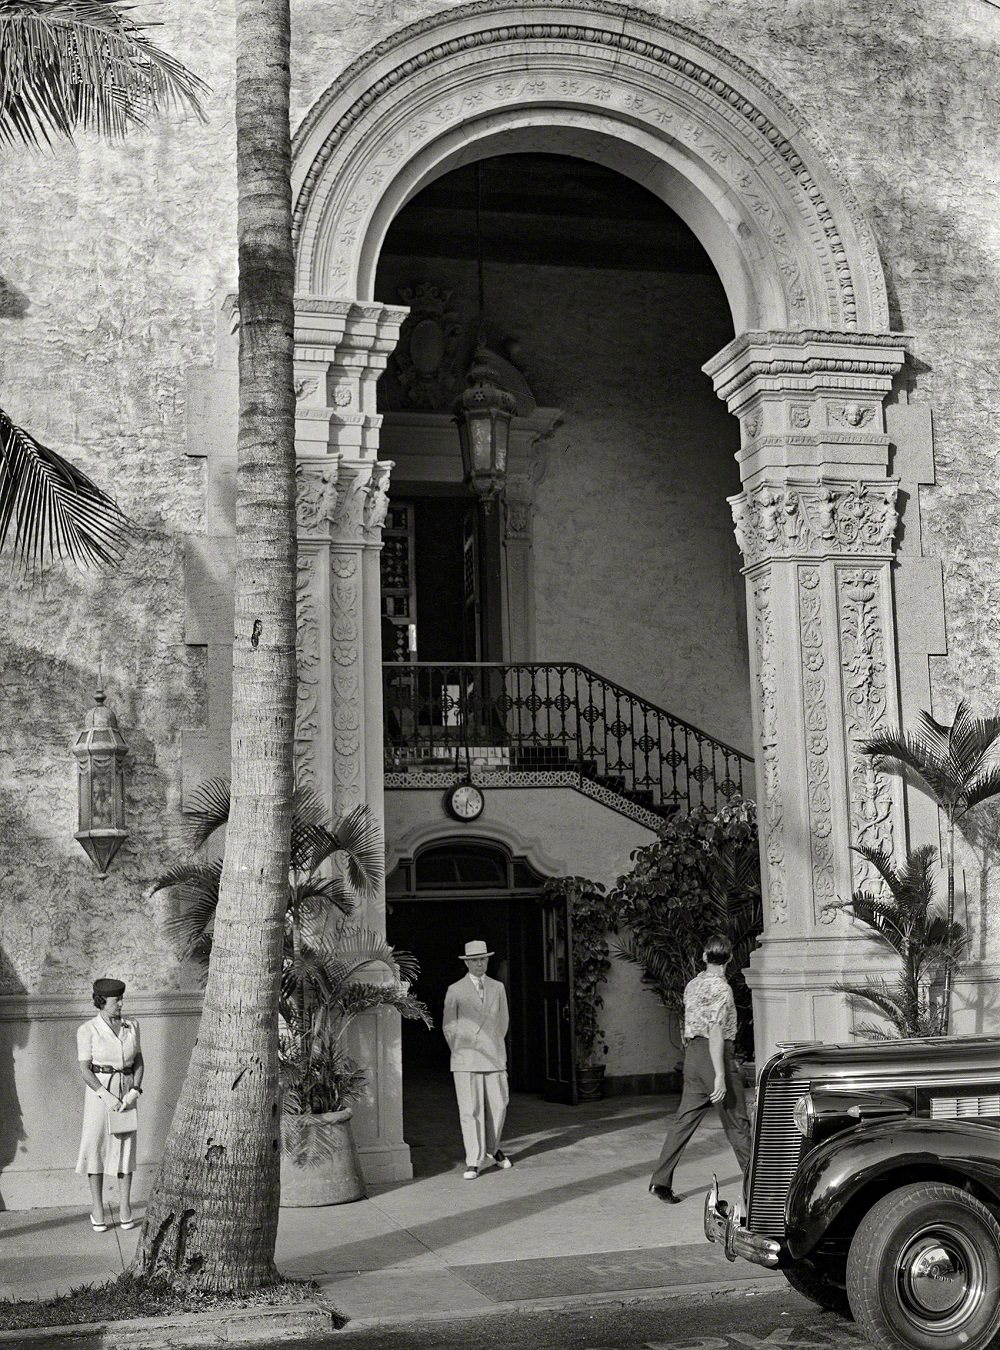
[443,939,514,1180]
[648,932,751,1202]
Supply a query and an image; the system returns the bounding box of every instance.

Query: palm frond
[293,876,356,922]
[325,804,384,899]
[861,728,957,804]
[334,981,433,1030]
[0,0,208,149]
[181,776,232,852]
[963,763,1000,813]
[947,702,1000,781]
[0,407,132,570]
[150,859,223,897]
[160,884,222,962]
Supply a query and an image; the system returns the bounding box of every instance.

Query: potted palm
[862,701,1000,1032]
[826,844,968,1038]
[154,778,432,1204]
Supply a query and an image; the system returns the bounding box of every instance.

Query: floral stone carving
[731,482,899,566]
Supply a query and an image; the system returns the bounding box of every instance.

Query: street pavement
[1,1078,790,1337]
[272,1287,869,1348]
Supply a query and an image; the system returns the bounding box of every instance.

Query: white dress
[75,1015,141,1176]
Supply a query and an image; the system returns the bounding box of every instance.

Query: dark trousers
[649,1037,751,1189]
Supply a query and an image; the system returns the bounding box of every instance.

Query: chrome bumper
[704,1174,782,1268]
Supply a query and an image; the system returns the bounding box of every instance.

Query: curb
[336,1274,782,1333]
[0,1298,338,1349]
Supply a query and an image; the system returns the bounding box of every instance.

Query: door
[541,888,578,1104]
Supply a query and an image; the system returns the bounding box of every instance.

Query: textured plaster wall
[1,0,999,983]
[0,6,236,998]
[385,786,678,1076]
[375,254,750,749]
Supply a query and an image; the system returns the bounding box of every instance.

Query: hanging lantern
[72,678,129,877]
[454,347,516,507]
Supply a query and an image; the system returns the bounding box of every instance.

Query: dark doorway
[381,495,501,665]
[386,841,547,1093]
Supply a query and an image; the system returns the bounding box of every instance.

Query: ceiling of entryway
[379,152,716,274]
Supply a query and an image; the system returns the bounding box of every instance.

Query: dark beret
[93,978,126,997]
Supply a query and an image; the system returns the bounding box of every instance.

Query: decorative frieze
[294,552,323,791]
[752,578,786,925]
[731,481,898,567]
[837,566,895,889]
[798,567,836,921]
[330,551,363,819]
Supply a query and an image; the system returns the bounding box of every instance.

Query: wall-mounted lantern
[72,677,128,877]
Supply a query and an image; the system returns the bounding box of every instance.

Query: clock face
[447,783,485,821]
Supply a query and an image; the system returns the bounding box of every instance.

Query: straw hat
[459,939,494,959]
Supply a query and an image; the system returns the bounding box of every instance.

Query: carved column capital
[362,461,393,543]
[730,479,899,569]
[294,297,409,456]
[295,455,342,536]
[705,330,908,490]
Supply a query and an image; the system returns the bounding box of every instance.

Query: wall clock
[445,782,485,822]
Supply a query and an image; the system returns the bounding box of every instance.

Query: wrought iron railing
[383,662,753,818]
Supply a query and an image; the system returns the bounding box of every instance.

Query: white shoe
[492,1150,513,1169]
[463,1165,479,1180]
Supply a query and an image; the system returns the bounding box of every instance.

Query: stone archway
[286,1,914,1178]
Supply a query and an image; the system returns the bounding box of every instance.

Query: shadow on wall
[0,953,27,1213]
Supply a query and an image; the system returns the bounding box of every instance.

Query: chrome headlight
[792,1092,815,1139]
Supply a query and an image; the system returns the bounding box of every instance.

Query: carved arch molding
[291,0,889,332]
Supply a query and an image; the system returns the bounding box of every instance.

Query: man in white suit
[443,939,514,1179]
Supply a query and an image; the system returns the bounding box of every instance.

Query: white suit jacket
[443,973,509,1072]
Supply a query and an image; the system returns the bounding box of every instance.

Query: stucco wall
[385,785,679,1078]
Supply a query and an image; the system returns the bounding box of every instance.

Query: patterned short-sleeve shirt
[683,971,738,1042]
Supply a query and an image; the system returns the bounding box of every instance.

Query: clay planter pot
[575,1063,606,1102]
[280,1106,367,1206]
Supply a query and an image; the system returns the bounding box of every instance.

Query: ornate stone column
[293,296,410,1182]
[705,331,909,1062]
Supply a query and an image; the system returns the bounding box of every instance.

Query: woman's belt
[91,1063,134,1074]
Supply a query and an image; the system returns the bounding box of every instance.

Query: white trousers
[452,1071,509,1167]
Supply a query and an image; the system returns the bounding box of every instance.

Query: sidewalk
[0,1083,776,1327]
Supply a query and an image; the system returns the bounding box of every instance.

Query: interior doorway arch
[386,837,551,1098]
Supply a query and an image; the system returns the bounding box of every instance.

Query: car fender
[785,1117,1000,1259]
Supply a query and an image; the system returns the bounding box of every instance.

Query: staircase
[382,663,753,827]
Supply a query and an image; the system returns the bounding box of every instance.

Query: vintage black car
[705,1035,1000,1350]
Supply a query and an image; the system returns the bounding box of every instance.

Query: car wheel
[782,1258,850,1315]
[846,1181,1000,1350]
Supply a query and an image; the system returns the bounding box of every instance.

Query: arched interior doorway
[373,150,751,749]
[386,839,550,1157]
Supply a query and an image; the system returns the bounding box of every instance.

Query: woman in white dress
[76,977,144,1231]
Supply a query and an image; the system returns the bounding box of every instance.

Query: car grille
[746,1071,807,1237]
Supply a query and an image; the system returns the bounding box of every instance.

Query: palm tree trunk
[131,0,295,1291]
[941,814,956,1035]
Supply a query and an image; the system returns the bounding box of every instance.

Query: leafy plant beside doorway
[609,797,762,1061]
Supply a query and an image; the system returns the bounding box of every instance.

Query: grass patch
[0,1272,339,1333]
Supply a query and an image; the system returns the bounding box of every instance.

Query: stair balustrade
[382,662,753,820]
